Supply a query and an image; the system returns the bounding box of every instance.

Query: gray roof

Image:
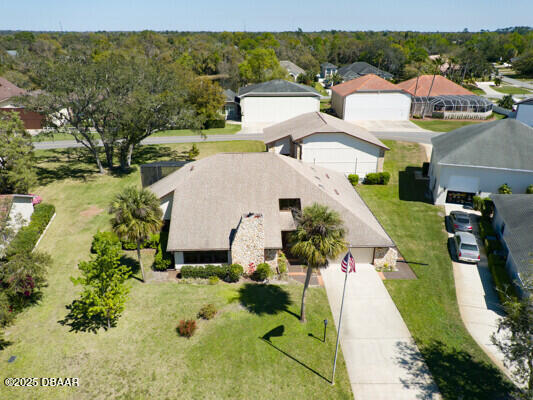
[280,60,305,77]
[321,62,337,69]
[431,119,533,171]
[224,89,237,103]
[149,152,394,252]
[516,97,533,105]
[238,79,320,98]
[338,62,393,81]
[491,194,533,283]
[263,111,389,150]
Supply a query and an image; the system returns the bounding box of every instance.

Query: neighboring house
[149,152,396,269]
[0,77,44,130]
[397,75,492,119]
[320,62,337,79]
[223,89,240,121]
[337,61,393,81]
[238,79,320,128]
[515,97,533,127]
[429,119,533,205]
[331,74,411,121]
[491,194,533,297]
[280,61,305,80]
[263,111,388,177]
[140,160,191,187]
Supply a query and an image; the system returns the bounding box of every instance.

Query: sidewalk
[321,263,440,400]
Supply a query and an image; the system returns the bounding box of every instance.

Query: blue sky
[1,0,532,32]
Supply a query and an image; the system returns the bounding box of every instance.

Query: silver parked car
[454,232,480,263]
[450,211,473,232]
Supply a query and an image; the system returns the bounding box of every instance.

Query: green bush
[208,276,219,285]
[177,319,197,338]
[152,232,171,271]
[197,304,217,320]
[498,183,512,194]
[278,252,288,275]
[484,238,503,255]
[227,264,243,282]
[204,119,225,129]
[91,231,120,253]
[6,203,55,257]
[348,174,359,186]
[487,254,519,304]
[122,232,160,250]
[478,218,496,240]
[363,172,390,185]
[474,197,494,218]
[252,263,273,281]
[0,291,15,327]
[526,184,533,194]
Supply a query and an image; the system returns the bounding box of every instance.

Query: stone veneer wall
[373,247,398,268]
[264,249,279,272]
[230,213,265,268]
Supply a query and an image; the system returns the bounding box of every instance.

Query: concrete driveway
[321,264,440,400]
[354,120,430,133]
[444,204,513,380]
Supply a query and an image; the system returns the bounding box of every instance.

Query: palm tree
[422,56,444,119]
[289,203,347,322]
[109,186,162,282]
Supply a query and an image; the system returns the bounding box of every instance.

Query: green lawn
[315,82,328,96]
[412,114,505,132]
[469,87,486,96]
[1,140,352,400]
[32,124,241,142]
[356,141,513,399]
[492,85,531,95]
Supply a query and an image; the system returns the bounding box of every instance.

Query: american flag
[340,251,356,273]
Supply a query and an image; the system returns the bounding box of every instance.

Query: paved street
[322,264,440,400]
[501,75,533,91]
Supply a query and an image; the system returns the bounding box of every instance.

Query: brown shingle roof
[0,77,27,103]
[396,75,473,96]
[331,74,404,98]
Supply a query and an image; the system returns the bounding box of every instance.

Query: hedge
[6,203,55,257]
[487,254,519,304]
[478,218,496,240]
[473,197,494,218]
[153,231,172,271]
[204,119,225,129]
[180,264,243,282]
[363,172,390,185]
[484,238,503,255]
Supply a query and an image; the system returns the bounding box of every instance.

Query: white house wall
[343,92,411,121]
[516,104,533,127]
[300,133,381,177]
[431,163,533,204]
[331,91,344,119]
[240,96,319,126]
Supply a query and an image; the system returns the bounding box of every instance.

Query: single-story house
[0,77,44,130]
[397,75,492,119]
[429,119,533,205]
[515,97,533,127]
[320,62,337,79]
[337,61,393,81]
[149,152,396,270]
[263,111,388,177]
[331,74,411,121]
[491,194,533,297]
[280,60,305,80]
[238,79,320,129]
[223,89,240,121]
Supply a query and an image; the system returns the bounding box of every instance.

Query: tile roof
[0,77,27,103]
[397,75,473,96]
[491,194,533,283]
[238,79,320,97]
[338,62,393,80]
[149,152,394,251]
[431,118,533,170]
[331,74,405,98]
[263,111,388,150]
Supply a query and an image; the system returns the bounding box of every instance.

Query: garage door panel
[330,247,374,264]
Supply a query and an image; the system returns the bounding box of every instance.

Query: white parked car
[454,232,480,263]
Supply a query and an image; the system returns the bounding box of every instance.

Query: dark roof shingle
[238,79,320,97]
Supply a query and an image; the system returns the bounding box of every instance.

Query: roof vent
[326,174,330,179]
[334,189,340,195]
[190,165,194,171]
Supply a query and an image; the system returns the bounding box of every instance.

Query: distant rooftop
[238,79,320,98]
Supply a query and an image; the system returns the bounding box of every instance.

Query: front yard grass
[1,140,352,400]
[492,85,531,95]
[356,141,513,399]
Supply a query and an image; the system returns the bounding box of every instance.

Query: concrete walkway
[476,82,504,99]
[354,120,430,133]
[322,264,440,400]
[444,204,513,380]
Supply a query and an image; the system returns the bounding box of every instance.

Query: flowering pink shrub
[29,194,42,205]
[247,262,256,276]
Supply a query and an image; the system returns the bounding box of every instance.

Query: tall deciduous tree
[290,203,346,322]
[71,238,130,330]
[109,187,162,282]
[0,112,35,194]
[238,48,287,84]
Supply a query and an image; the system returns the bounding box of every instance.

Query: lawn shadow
[120,254,142,281]
[260,326,330,383]
[58,300,113,334]
[238,283,299,319]
[0,336,13,351]
[395,340,513,400]
[131,145,187,165]
[398,166,432,204]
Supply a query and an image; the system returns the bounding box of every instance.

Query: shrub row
[6,203,55,257]
[473,196,494,218]
[153,231,172,271]
[347,174,359,187]
[204,119,225,129]
[180,264,243,282]
[91,231,160,252]
[487,254,518,304]
[363,172,390,185]
[478,218,496,240]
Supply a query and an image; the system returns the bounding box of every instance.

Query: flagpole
[331,270,349,385]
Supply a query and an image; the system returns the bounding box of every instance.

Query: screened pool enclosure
[411,95,493,119]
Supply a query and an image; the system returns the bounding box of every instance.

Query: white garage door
[304,148,377,177]
[350,247,375,264]
[447,175,480,193]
